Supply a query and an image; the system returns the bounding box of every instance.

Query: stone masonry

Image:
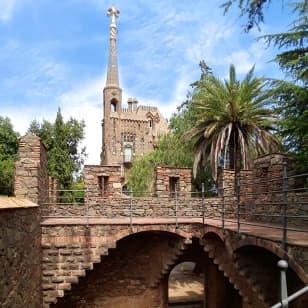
[14,132,49,205]
[154,166,192,197]
[0,198,42,308]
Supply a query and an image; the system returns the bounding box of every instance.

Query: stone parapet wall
[241,192,308,229]
[84,165,123,200]
[14,133,49,205]
[42,197,223,220]
[155,166,192,196]
[0,200,42,308]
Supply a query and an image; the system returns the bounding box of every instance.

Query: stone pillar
[14,133,49,205]
[206,262,226,308]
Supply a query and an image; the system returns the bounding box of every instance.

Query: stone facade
[84,165,123,201]
[41,228,190,308]
[14,133,49,205]
[154,166,192,197]
[41,196,222,220]
[219,154,308,229]
[101,5,169,167]
[102,99,169,167]
[0,198,42,308]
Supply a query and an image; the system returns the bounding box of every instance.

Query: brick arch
[111,225,193,244]
[234,244,307,306]
[233,237,308,284]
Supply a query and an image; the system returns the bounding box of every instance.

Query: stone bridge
[0,134,307,308]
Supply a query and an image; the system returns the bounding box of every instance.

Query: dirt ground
[168,262,204,305]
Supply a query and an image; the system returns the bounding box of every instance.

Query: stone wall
[14,133,49,205]
[0,198,42,308]
[154,166,192,197]
[253,154,295,192]
[42,196,223,220]
[84,165,124,201]
[218,155,307,229]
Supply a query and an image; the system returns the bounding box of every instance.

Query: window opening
[169,176,179,198]
[98,176,109,196]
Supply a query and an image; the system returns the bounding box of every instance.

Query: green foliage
[0,116,19,195]
[221,0,273,31]
[272,80,308,170]
[260,1,308,82]
[185,63,279,180]
[222,1,308,171]
[126,133,193,196]
[28,108,86,190]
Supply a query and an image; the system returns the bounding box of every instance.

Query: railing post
[236,173,240,234]
[278,260,289,308]
[130,187,133,227]
[175,189,178,229]
[222,177,225,231]
[282,162,288,252]
[202,183,205,225]
[86,188,89,228]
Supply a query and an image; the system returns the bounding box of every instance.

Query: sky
[0,0,295,164]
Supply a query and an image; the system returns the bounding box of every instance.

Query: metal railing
[271,260,308,308]
[42,170,308,248]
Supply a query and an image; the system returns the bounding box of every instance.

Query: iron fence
[42,170,308,250]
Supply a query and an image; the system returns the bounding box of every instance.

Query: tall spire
[106,5,120,87]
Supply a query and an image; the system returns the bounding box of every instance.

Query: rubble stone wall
[0,203,41,308]
[14,133,49,205]
[42,196,223,220]
[155,166,192,196]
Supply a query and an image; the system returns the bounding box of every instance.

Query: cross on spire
[107,5,120,28]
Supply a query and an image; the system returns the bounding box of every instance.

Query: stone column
[14,133,49,205]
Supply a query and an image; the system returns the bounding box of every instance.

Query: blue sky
[0,0,294,164]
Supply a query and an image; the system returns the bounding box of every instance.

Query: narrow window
[98,176,109,196]
[169,177,179,198]
[112,137,116,154]
[148,119,153,128]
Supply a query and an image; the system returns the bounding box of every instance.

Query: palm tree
[186,64,279,180]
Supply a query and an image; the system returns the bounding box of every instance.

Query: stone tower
[101,5,122,165]
[101,5,169,167]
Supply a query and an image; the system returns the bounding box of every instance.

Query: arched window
[111,98,117,112]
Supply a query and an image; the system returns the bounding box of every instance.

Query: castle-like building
[101,5,169,167]
[83,5,171,193]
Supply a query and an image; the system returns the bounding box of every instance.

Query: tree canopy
[223,1,308,170]
[28,108,86,190]
[185,63,279,180]
[0,116,19,195]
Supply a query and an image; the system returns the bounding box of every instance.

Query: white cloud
[0,0,16,22]
[58,76,105,165]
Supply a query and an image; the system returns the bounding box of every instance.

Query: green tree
[224,1,308,170]
[28,108,86,190]
[185,64,279,180]
[126,132,193,195]
[0,116,19,195]
[221,0,279,32]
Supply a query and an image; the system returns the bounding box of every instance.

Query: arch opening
[111,98,117,112]
[168,262,204,308]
